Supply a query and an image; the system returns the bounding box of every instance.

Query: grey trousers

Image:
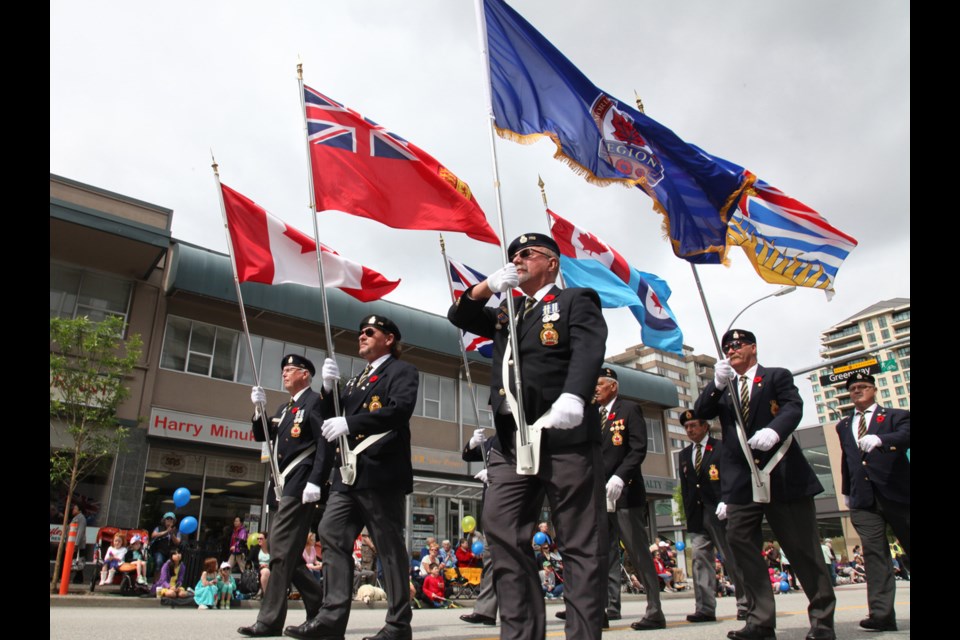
[851,495,909,623]
[605,506,664,622]
[727,497,835,633]
[690,512,747,616]
[472,547,498,620]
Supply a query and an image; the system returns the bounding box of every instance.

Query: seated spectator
[652,548,676,592]
[257,532,271,599]
[454,537,477,569]
[99,533,127,586]
[303,532,323,582]
[194,557,220,609]
[438,539,458,569]
[716,561,735,597]
[419,536,437,562]
[154,548,191,599]
[420,543,441,579]
[121,534,149,585]
[149,512,181,581]
[540,561,564,599]
[217,561,237,608]
[421,562,447,607]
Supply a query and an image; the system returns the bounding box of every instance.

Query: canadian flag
[221,183,400,302]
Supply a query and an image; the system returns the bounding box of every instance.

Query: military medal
[290,425,302,438]
[369,395,383,411]
[294,409,305,424]
[611,421,624,446]
[540,323,559,346]
[708,464,719,480]
[541,302,560,322]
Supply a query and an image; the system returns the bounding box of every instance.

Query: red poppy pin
[607,412,616,421]
[754,376,763,384]
[368,375,379,384]
[705,444,713,452]
[876,415,885,423]
[542,294,556,303]
[291,407,299,414]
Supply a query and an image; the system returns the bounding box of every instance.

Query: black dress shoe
[282,619,343,640]
[603,614,610,629]
[859,617,898,632]
[727,623,776,640]
[606,612,622,621]
[360,629,412,640]
[804,629,836,640]
[238,622,284,637]
[686,613,717,623]
[460,613,496,625]
[737,611,749,621]
[555,609,567,620]
[630,617,667,630]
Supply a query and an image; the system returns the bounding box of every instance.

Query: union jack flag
[446,257,503,358]
[303,85,500,245]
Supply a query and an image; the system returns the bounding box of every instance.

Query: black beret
[281,354,315,377]
[846,372,876,389]
[679,409,702,426]
[721,328,756,347]
[360,314,401,341]
[599,367,618,381]
[507,233,560,260]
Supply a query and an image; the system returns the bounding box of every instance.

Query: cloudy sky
[51,0,909,425]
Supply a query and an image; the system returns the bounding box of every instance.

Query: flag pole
[688,262,765,495]
[474,0,534,473]
[439,234,488,467]
[211,154,283,502]
[297,63,354,483]
[537,175,566,288]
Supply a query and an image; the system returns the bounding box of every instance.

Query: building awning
[412,476,484,501]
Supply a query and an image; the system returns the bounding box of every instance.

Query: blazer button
[862,460,867,466]
[508,359,514,366]
[498,388,506,396]
[754,458,761,464]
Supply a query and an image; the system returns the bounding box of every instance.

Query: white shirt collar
[601,396,616,413]
[739,363,759,384]
[366,353,391,373]
[529,283,557,302]
[291,387,309,402]
[855,403,878,417]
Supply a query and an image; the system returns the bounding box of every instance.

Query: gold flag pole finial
[297,55,303,80]
[439,232,446,253]
[634,90,645,114]
[538,174,548,208]
[210,150,219,177]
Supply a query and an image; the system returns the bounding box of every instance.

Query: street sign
[819,358,881,386]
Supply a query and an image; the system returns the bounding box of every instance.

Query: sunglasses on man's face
[360,328,379,338]
[722,340,753,353]
[513,248,552,260]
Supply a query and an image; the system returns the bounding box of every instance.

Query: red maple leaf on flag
[649,291,664,314]
[282,225,315,254]
[611,111,646,147]
[576,231,607,257]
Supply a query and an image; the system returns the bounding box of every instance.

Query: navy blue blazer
[836,405,910,508]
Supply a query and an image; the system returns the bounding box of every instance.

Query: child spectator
[303,532,323,582]
[257,533,271,598]
[99,533,127,585]
[421,562,446,607]
[154,548,191,599]
[218,561,237,609]
[194,557,220,609]
[540,561,563,599]
[124,534,148,585]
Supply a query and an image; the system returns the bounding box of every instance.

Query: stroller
[90,526,151,595]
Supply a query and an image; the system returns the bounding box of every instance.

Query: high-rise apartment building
[808,298,910,424]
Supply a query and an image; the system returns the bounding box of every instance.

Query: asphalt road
[50,581,909,639]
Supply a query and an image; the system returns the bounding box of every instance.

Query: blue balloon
[779,580,790,593]
[675,540,686,551]
[179,516,198,535]
[472,541,485,556]
[533,532,548,546]
[173,487,191,508]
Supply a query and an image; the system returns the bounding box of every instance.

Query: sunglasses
[513,248,553,260]
[848,384,874,392]
[722,340,753,353]
[360,327,379,338]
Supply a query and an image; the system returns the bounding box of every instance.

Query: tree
[49,315,142,593]
[672,482,686,525]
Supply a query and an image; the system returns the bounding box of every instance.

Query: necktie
[739,376,750,424]
[286,398,294,411]
[857,411,868,439]
[695,443,703,474]
[350,364,372,395]
[600,407,608,430]
[522,296,536,319]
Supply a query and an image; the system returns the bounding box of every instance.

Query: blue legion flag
[549,209,684,354]
[483,0,749,264]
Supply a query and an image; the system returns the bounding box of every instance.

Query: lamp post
[725,286,796,334]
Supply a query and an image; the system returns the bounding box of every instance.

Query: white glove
[747,428,780,452]
[321,417,349,442]
[251,386,267,406]
[606,475,624,503]
[474,469,489,484]
[858,434,882,453]
[843,495,850,508]
[321,358,340,393]
[546,393,584,430]
[713,359,735,390]
[715,502,727,521]
[487,264,519,293]
[468,428,486,449]
[302,482,322,504]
